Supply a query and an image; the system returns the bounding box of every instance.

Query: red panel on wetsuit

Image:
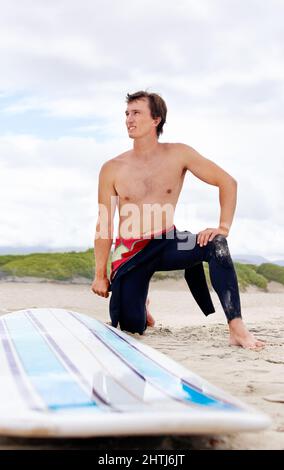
[111,225,174,279]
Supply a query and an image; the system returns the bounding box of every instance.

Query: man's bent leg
[155,233,242,322]
[155,232,265,349]
[118,264,153,334]
[204,236,265,348]
[203,235,241,322]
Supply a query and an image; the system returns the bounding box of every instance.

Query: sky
[0,0,283,258]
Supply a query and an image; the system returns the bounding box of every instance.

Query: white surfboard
[0,308,270,437]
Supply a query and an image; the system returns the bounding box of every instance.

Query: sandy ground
[0,279,283,450]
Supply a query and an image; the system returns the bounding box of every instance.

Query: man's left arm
[179,143,237,246]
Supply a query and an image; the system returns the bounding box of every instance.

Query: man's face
[125,98,158,139]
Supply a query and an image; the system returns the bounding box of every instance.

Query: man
[92,91,265,349]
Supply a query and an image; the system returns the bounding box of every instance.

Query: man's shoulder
[162,142,192,153]
[162,142,194,163]
[100,151,131,172]
[103,150,132,167]
[170,142,192,149]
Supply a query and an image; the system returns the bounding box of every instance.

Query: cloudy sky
[0,0,283,258]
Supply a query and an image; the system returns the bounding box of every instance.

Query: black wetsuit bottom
[110,230,241,334]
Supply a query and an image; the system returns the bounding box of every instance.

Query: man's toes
[249,340,265,350]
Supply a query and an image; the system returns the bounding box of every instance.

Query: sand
[0,279,283,450]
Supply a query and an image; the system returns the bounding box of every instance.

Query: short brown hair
[126,91,167,138]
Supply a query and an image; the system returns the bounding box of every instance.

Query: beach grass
[256,263,284,285]
[0,249,98,281]
[232,263,268,290]
[0,255,23,267]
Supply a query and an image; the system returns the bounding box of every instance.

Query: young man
[91,91,265,349]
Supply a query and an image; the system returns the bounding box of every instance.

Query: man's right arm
[91,161,117,298]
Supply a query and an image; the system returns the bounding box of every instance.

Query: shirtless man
[91,91,265,349]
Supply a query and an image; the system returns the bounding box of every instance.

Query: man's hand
[197,226,229,247]
[91,277,110,298]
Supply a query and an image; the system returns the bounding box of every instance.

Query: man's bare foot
[146,298,155,327]
[229,318,265,349]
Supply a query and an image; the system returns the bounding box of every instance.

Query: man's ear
[154,116,161,127]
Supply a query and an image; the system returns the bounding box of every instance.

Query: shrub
[257,263,284,285]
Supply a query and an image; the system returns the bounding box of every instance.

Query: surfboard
[0,308,270,437]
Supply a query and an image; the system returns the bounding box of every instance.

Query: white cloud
[0,165,98,248]
[0,0,283,257]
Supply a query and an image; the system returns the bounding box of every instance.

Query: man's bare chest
[115,163,185,202]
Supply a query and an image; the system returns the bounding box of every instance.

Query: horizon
[0,244,283,263]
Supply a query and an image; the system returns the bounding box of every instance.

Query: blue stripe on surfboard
[0,318,42,411]
[49,309,144,407]
[103,325,238,410]
[71,312,238,410]
[27,310,113,409]
[4,314,101,411]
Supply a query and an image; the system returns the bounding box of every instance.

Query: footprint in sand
[263,394,284,403]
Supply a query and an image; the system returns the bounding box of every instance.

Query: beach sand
[0,279,283,450]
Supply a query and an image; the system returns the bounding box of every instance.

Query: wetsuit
[109,226,241,334]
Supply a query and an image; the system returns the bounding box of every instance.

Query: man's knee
[119,313,146,335]
[210,235,233,267]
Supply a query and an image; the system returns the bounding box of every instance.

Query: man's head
[125,91,167,139]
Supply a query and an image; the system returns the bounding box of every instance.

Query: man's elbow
[218,175,237,192]
[227,176,238,196]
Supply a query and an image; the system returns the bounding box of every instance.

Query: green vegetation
[203,263,268,291]
[235,263,268,290]
[0,250,97,281]
[256,263,284,286]
[0,255,23,267]
[0,250,283,290]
